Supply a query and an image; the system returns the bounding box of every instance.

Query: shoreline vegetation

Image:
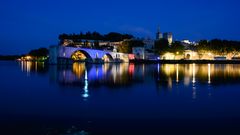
[0,55,21,61]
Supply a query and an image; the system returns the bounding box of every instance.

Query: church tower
[156,26,163,40]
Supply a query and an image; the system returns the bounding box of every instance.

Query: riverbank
[0,55,20,61]
[130,59,240,64]
[2,58,240,64]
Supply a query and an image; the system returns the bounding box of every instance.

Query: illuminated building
[184,50,199,60]
[161,52,175,60]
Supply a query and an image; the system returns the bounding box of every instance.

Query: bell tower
[156,26,163,40]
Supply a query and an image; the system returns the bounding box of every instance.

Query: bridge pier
[57,57,73,65]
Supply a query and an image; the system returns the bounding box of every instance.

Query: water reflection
[19,61,47,75]
[19,62,240,89]
[208,64,211,84]
[55,63,145,88]
[156,64,240,86]
[82,69,89,99]
[11,61,240,134]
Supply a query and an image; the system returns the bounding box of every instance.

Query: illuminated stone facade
[49,46,129,64]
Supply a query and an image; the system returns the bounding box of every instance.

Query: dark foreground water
[1,61,240,135]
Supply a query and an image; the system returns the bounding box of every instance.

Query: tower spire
[157,26,160,33]
[156,25,162,40]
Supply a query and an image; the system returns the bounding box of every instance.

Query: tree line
[196,39,240,56]
[0,48,49,61]
[28,48,49,58]
[59,31,134,43]
[154,38,240,56]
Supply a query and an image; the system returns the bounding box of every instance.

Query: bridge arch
[71,50,92,62]
[54,46,129,64]
[185,54,191,60]
[102,53,114,62]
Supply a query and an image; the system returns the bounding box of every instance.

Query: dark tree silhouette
[118,40,144,53]
[28,48,49,57]
[58,31,134,45]
[170,41,185,54]
[196,39,240,56]
[154,39,169,55]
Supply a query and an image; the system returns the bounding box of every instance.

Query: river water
[1,61,240,135]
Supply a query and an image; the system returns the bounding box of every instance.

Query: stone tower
[156,26,163,40]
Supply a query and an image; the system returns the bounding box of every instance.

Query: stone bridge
[49,46,129,64]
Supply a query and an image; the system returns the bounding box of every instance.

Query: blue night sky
[0,0,240,55]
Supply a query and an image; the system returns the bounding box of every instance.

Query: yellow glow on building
[102,55,111,62]
[25,56,32,60]
[162,53,175,60]
[71,51,87,61]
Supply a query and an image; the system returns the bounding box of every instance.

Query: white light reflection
[192,63,196,99]
[35,61,38,71]
[96,65,99,79]
[176,64,179,83]
[192,86,197,100]
[113,64,117,84]
[26,61,31,76]
[157,64,160,80]
[208,64,211,84]
[207,64,212,97]
[192,63,196,84]
[168,78,172,89]
[142,64,145,77]
[20,61,24,72]
[82,69,89,99]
